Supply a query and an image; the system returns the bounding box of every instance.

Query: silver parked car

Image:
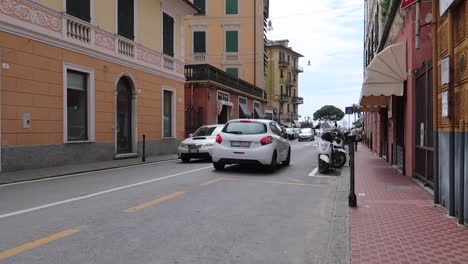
[178,124,224,163]
[298,128,315,142]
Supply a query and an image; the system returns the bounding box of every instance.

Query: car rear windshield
[223,122,267,135]
[301,128,312,133]
[192,126,218,137]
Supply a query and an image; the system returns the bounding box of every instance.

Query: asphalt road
[0,139,347,264]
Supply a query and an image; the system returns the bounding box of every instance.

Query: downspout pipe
[448,10,455,217]
[377,0,400,52]
[415,0,421,50]
[459,119,465,225]
[432,0,440,205]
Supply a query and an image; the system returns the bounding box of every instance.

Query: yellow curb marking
[0,228,79,261]
[126,192,185,213]
[200,178,225,186]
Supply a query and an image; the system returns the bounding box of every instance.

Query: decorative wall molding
[136,46,162,66]
[0,0,61,32]
[95,31,115,51]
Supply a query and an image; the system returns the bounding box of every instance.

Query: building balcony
[192,53,207,63]
[293,65,304,73]
[292,96,304,104]
[185,64,265,99]
[286,78,295,87]
[279,94,290,103]
[278,59,290,68]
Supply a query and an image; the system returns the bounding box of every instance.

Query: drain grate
[385,184,412,190]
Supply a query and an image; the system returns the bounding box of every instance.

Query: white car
[211,119,291,172]
[178,124,224,163]
[298,128,314,141]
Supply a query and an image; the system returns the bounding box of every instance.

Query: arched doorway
[116,77,134,154]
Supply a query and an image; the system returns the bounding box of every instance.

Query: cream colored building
[185,0,268,89]
[0,0,197,171]
[265,39,303,127]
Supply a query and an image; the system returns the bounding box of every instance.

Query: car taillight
[260,136,273,145]
[240,120,251,123]
[215,134,222,144]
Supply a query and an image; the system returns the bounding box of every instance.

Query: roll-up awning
[239,103,252,118]
[360,43,407,111]
[254,107,265,119]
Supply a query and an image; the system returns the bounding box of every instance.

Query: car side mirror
[189,133,193,137]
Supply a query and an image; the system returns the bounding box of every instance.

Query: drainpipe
[254,0,257,87]
[448,10,455,216]
[459,119,465,225]
[432,0,440,205]
[415,0,421,50]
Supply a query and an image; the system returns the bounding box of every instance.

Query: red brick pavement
[350,146,468,264]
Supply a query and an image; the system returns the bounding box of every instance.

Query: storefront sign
[442,90,449,118]
[401,0,417,10]
[439,0,454,16]
[441,57,450,86]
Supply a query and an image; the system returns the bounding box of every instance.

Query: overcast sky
[266,0,364,122]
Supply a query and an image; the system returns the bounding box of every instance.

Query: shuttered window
[226,68,239,78]
[225,31,238,52]
[163,13,174,57]
[66,0,91,22]
[193,31,206,53]
[194,0,206,15]
[226,0,238,15]
[118,0,134,40]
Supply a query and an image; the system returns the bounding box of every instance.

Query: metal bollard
[142,134,146,162]
[348,136,357,207]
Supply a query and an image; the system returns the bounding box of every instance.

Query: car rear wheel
[213,162,225,171]
[282,148,291,166]
[318,159,329,174]
[266,151,277,173]
[181,156,191,163]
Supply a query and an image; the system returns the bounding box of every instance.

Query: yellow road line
[200,178,225,186]
[0,228,79,261]
[126,192,185,213]
[225,178,321,187]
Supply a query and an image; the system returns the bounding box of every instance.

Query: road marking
[0,159,177,187]
[0,228,79,261]
[308,167,318,176]
[126,192,185,213]
[0,166,212,220]
[200,178,225,186]
[226,178,321,187]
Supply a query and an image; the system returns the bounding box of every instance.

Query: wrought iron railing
[185,64,265,99]
[292,96,304,104]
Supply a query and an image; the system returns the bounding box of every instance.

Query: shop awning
[254,107,265,119]
[360,43,407,111]
[239,103,252,118]
[217,100,234,115]
[293,120,301,127]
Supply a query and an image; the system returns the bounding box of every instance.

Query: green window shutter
[67,0,91,22]
[118,0,134,40]
[163,13,174,57]
[194,0,206,15]
[193,31,206,53]
[225,31,238,52]
[226,68,238,77]
[226,0,238,14]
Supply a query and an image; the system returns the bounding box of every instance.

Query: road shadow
[177,159,212,164]
[214,164,287,176]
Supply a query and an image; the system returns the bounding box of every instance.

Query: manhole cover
[385,185,411,190]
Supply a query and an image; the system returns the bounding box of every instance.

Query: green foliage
[300,116,314,128]
[380,0,390,22]
[313,105,345,121]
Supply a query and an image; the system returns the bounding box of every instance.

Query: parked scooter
[317,132,347,173]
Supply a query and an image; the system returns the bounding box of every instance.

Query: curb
[0,157,179,186]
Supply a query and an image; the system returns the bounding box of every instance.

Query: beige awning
[360,43,407,111]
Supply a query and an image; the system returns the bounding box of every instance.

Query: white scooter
[317,132,347,174]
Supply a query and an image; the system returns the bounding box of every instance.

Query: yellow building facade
[184,0,268,89]
[0,0,197,171]
[265,40,303,126]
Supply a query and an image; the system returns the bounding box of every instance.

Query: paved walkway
[0,154,178,185]
[351,146,468,264]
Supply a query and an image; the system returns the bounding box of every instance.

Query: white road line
[308,167,318,176]
[0,166,212,220]
[0,159,177,187]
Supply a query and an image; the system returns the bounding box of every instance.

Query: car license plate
[189,148,199,153]
[230,141,250,148]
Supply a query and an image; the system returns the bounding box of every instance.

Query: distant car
[211,119,291,172]
[284,128,296,140]
[298,128,314,142]
[178,124,224,163]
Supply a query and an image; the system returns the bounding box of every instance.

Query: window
[67,0,91,22]
[163,13,174,57]
[192,126,217,137]
[280,69,283,78]
[193,31,206,53]
[163,90,174,137]
[225,67,239,78]
[269,122,282,136]
[287,104,290,112]
[280,85,283,95]
[287,55,290,62]
[238,97,251,118]
[218,92,229,101]
[118,0,134,40]
[67,70,89,141]
[225,31,238,52]
[223,122,267,135]
[193,0,206,15]
[226,0,238,14]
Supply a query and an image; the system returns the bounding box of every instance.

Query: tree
[313,105,345,121]
[300,116,313,128]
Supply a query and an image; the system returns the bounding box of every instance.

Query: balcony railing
[163,56,174,70]
[225,52,239,61]
[117,37,135,58]
[278,59,290,67]
[293,65,304,72]
[286,78,295,87]
[193,53,206,63]
[185,64,265,99]
[292,96,304,104]
[66,16,91,44]
[279,94,290,102]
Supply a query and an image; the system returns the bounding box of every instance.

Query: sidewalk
[0,154,178,185]
[350,146,468,264]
